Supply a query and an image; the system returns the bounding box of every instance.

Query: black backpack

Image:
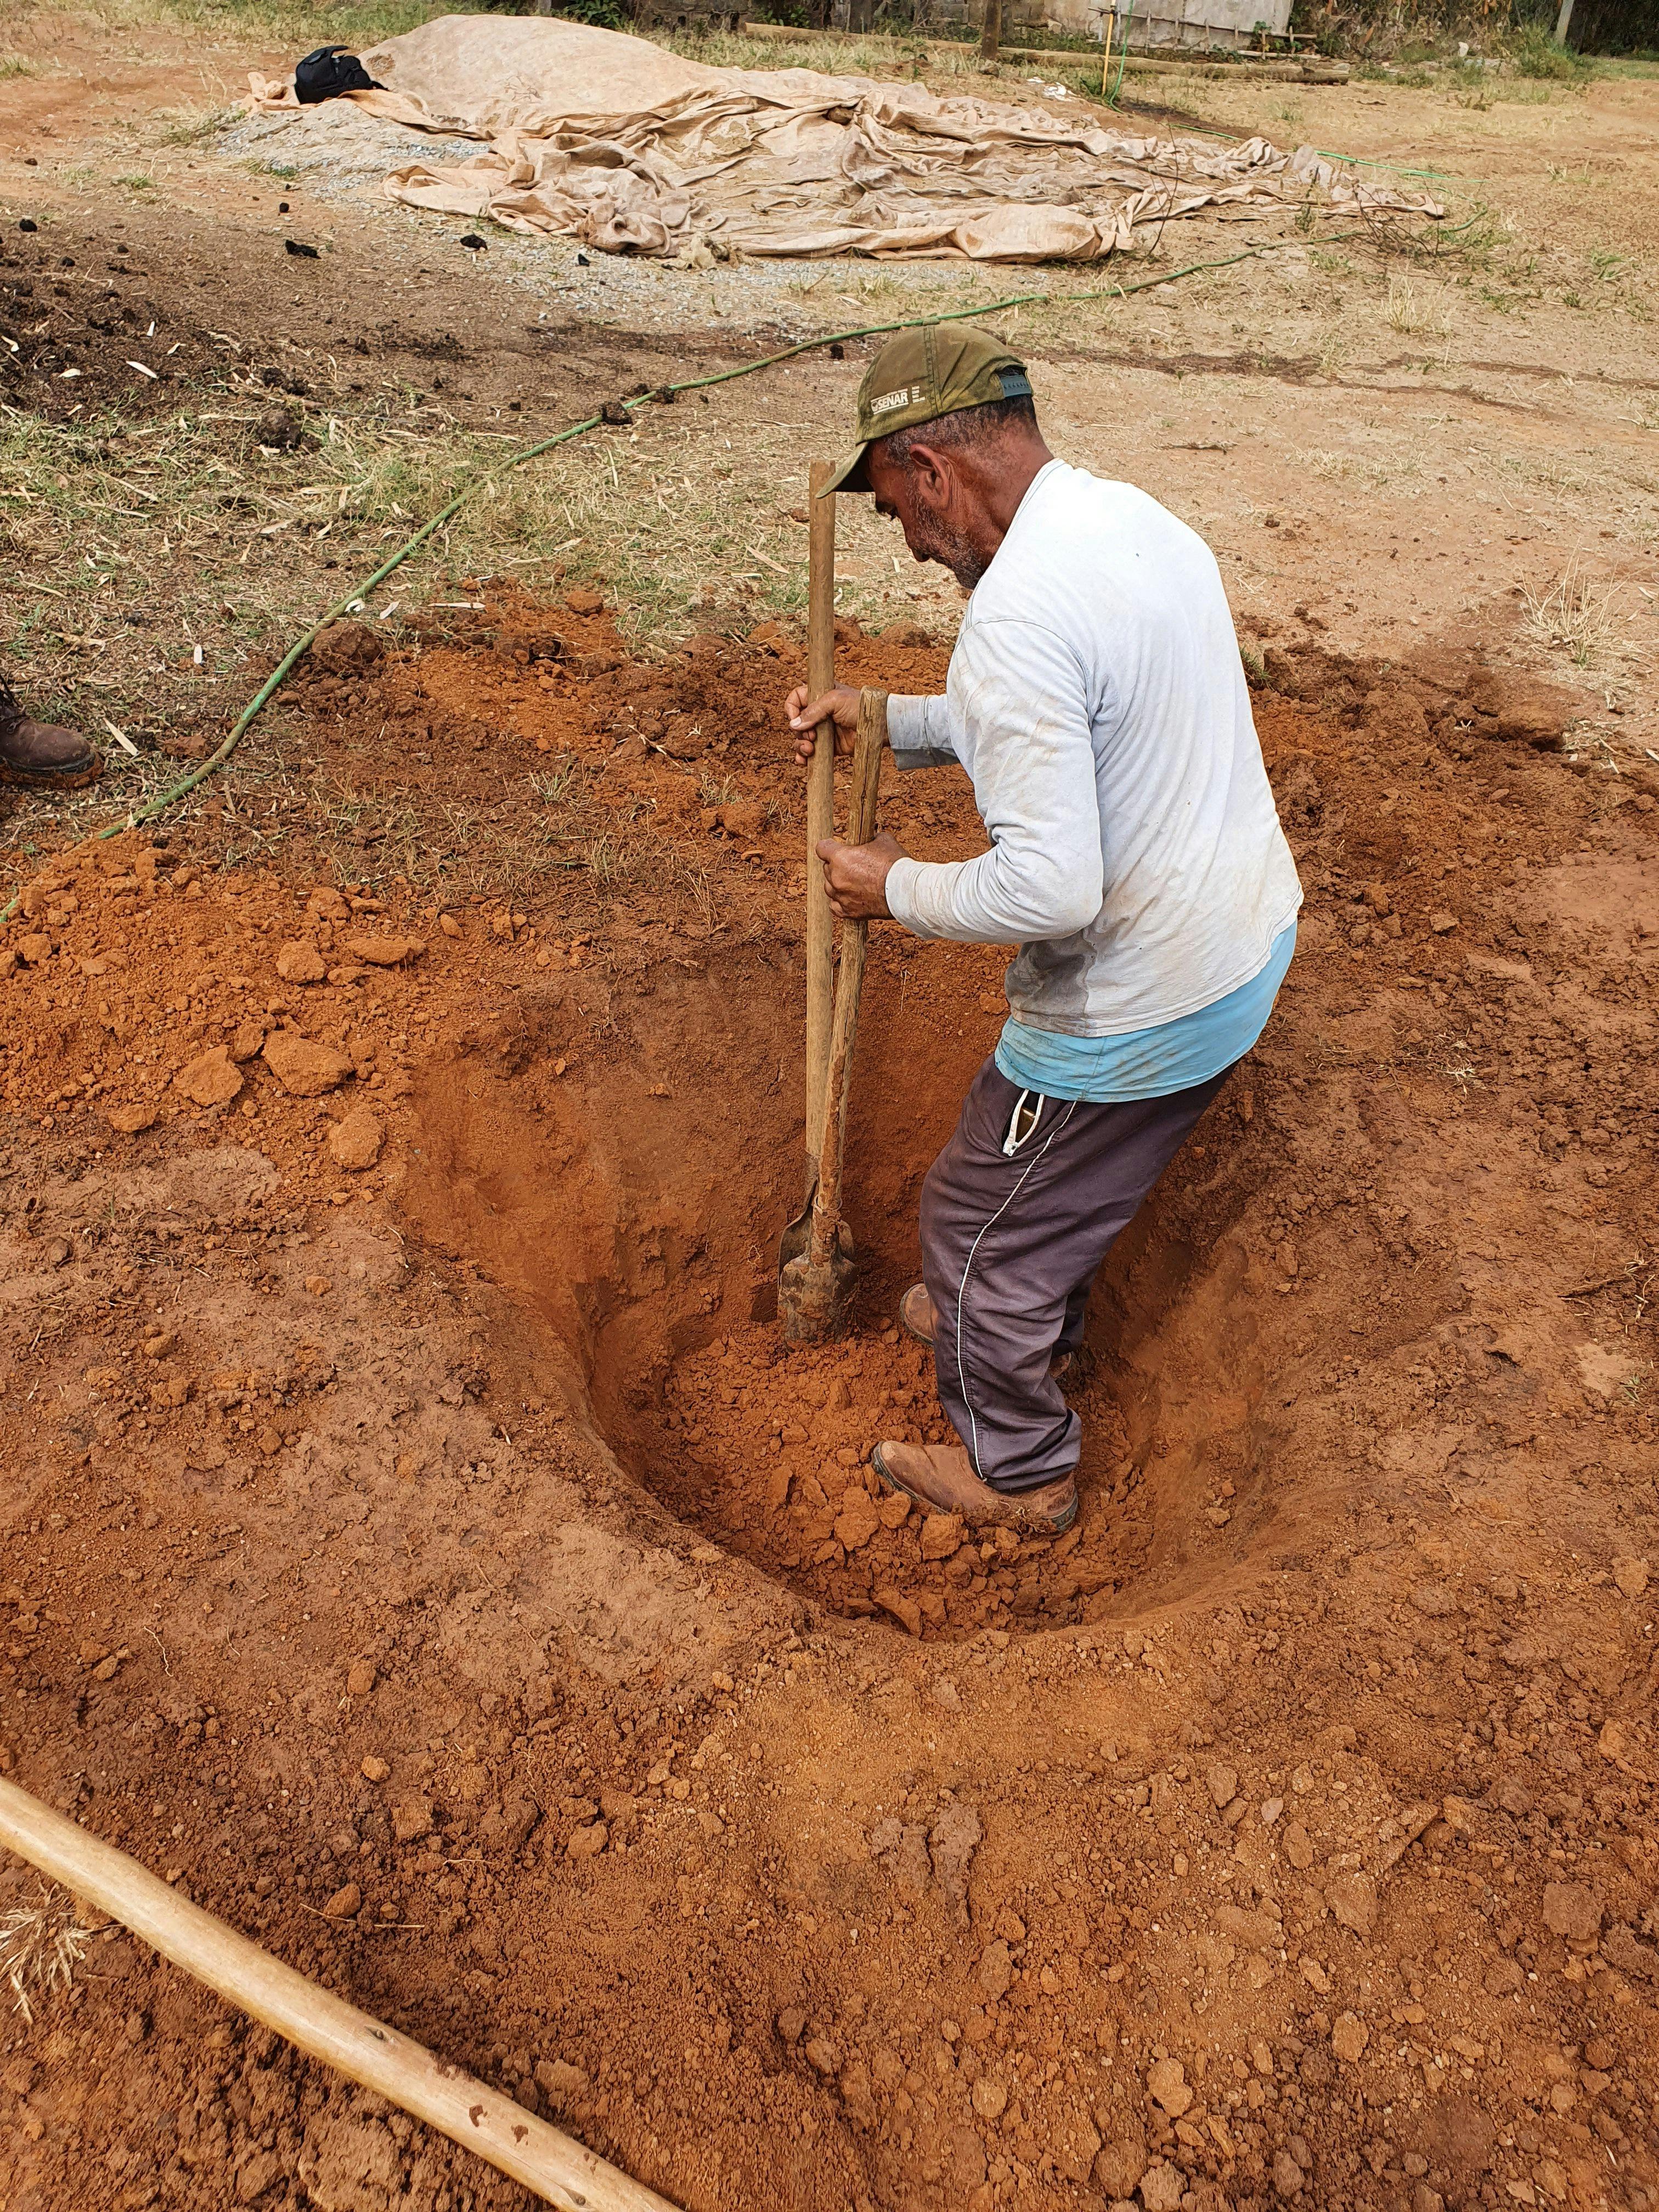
[294,45,383,103]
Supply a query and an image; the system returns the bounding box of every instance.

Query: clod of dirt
[172,1045,243,1109]
[276,938,327,984]
[1462,667,1576,749]
[262,1030,354,1096]
[1271,2148,1306,2198]
[391,1795,432,1844]
[342,934,424,968]
[1148,2055,1192,2116]
[1095,2140,1147,2198]
[328,1107,383,1172]
[298,2117,400,2212]
[235,2149,284,2202]
[254,407,306,450]
[1141,2163,1186,2210]
[535,2058,589,2114]
[1326,1872,1378,1934]
[1541,1881,1602,1943]
[1419,2096,1496,2192]
[308,619,386,674]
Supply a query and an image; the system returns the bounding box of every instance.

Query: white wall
[1027,0,1293,45]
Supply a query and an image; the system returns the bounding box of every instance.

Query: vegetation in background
[540,0,627,28]
[1293,0,1656,59]
[10,0,1653,61]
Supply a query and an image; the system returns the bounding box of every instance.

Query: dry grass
[1385,273,1455,342]
[1,1886,92,2022]
[658,25,1118,105]
[1522,555,1622,668]
[0,359,951,903]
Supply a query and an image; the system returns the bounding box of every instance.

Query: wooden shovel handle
[845,684,886,849]
[804,461,837,1190]
[0,1775,679,2212]
[809,687,887,1266]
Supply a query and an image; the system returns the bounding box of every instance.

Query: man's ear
[905,442,953,507]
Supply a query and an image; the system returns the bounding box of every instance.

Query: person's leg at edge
[0,662,100,785]
[919,1058,1232,1494]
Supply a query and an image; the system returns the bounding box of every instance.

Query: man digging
[786,324,1301,1536]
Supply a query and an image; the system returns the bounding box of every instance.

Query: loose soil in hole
[1,600,1657,2212]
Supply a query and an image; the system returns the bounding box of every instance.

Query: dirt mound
[1,604,1657,2212]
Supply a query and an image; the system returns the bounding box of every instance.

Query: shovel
[779,685,887,1344]
[777,459,839,1296]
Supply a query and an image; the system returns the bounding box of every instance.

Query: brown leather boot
[872,1439,1077,1533]
[899,1282,937,1346]
[0,675,101,788]
[899,1282,1073,1378]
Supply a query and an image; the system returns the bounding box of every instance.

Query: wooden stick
[0,1776,679,2212]
[804,461,837,1196]
[809,689,887,1267]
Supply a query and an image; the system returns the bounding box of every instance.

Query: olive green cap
[821,321,1031,495]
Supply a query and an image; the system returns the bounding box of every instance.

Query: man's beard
[912,517,991,591]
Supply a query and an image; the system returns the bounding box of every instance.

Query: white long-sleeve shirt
[884,459,1302,1038]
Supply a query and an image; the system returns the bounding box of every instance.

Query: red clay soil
[1,602,1657,2212]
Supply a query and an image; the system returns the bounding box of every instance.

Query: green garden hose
[8,204,1452,906]
[1110,0,1132,105]
[54,289,1046,885]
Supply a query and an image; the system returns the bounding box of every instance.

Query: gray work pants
[918,1057,1232,1493]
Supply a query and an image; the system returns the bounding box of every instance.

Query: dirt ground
[1,13,1657,2212]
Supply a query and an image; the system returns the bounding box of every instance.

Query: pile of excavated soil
[1,599,1657,2212]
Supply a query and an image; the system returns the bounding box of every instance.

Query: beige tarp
[246,15,1440,264]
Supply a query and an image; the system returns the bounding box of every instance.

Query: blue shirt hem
[992,922,1296,1102]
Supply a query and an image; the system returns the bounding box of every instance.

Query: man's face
[866,441,991,591]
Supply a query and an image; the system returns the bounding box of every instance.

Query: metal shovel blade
[777,1180,815,1280]
[777,1217,856,1345]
